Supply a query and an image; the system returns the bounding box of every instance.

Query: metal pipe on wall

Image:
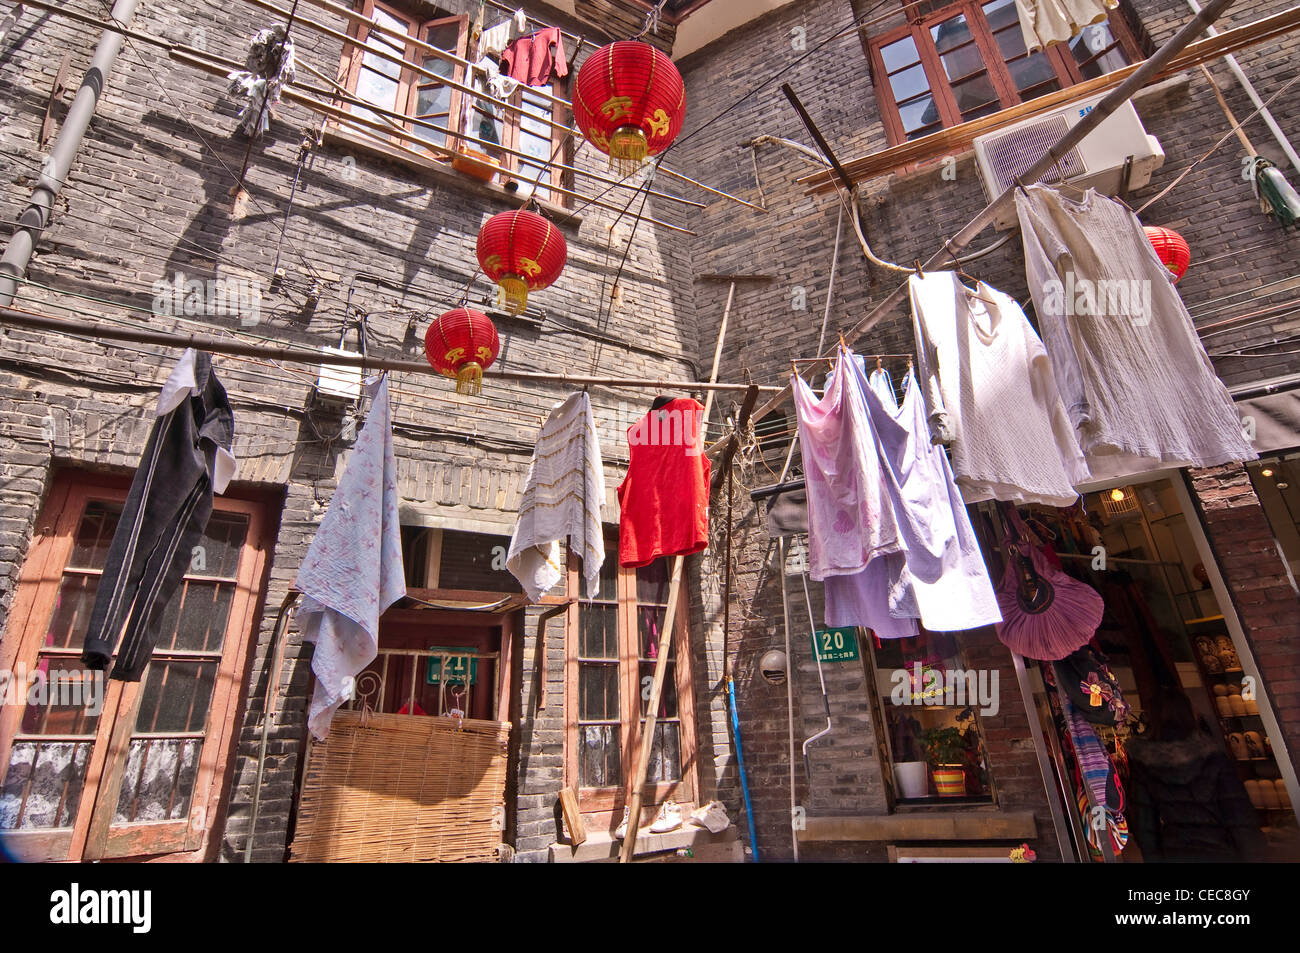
[0,0,140,307]
[1185,0,1300,176]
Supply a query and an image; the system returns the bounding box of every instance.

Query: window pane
[646,722,680,783]
[951,72,999,115]
[0,740,92,830]
[638,661,677,718]
[113,738,200,823]
[152,579,235,653]
[134,660,217,734]
[881,35,920,73]
[356,67,400,111]
[982,0,1020,32]
[1070,22,1129,79]
[899,94,942,135]
[580,604,618,658]
[932,15,974,56]
[579,724,620,788]
[190,512,247,579]
[1008,54,1061,99]
[69,501,122,570]
[635,558,669,605]
[415,83,451,119]
[579,663,619,721]
[44,573,99,650]
[19,660,102,737]
[888,63,931,103]
[426,21,460,50]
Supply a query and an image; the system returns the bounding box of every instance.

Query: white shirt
[910,271,1088,507]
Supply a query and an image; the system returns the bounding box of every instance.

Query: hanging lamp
[572,40,686,174]
[1143,225,1191,282]
[475,209,567,315]
[425,307,500,395]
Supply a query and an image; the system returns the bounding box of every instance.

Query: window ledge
[796,810,1038,843]
[548,826,743,863]
[323,127,583,227]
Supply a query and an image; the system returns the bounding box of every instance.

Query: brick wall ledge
[797,811,1038,843]
[322,127,583,227]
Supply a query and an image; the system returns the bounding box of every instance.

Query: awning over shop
[1235,385,1300,456]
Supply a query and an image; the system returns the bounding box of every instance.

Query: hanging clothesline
[0,306,778,394]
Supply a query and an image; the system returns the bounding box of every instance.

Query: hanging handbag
[993,504,1104,661]
[1053,644,1131,726]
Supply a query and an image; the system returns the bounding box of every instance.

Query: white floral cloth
[297,377,406,740]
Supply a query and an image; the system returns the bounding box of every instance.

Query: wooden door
[0,472,269,861]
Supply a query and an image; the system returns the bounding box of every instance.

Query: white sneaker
[613,807,630,840]
[650,799,683,834]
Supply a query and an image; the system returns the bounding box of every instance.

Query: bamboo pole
[752,0,1241,425]
[618,282,737,862]
[0,306,780,393]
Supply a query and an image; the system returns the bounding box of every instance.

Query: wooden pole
[0,306,781,393]
[618,282,737,862]
[751,0,1241,426]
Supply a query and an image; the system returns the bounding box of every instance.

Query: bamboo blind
[289,711,511,863]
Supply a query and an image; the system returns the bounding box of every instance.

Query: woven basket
[289,710,511,863]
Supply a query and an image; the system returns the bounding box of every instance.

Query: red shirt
[501,28,568,88]
[618,399,711,567]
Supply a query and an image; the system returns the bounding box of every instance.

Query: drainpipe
[1185,0,1300,177]
[0,0,139,307]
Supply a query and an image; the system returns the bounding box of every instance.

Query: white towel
[507,392,606,601]
[1015,0,1117,53]
[297,377,406,740]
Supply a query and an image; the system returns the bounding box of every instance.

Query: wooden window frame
[0,471,271,862]
[339,0,569,203]
[563,548,699,818]
[869,2,1143,147]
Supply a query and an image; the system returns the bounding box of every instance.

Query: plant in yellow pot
[923,726,967,797]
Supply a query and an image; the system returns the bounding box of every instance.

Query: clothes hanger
[1052,157,1090,200]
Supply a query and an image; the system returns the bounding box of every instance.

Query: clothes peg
[875,356,883,371]
[913,259,924,277]
[838,331,847,351]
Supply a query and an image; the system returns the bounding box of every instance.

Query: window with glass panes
[0,473,269,861]
[869,0,1141,145]
[565,537,697,812]
[341,1,568,203]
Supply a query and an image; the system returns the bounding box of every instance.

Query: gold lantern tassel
[456,362,484,396]
[496,276,529,315]
[609,126,649,178]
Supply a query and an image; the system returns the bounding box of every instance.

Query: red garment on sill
[618,398,711,568]
[500,27,568,87]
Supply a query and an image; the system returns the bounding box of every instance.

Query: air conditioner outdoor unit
[973,93,1165,229]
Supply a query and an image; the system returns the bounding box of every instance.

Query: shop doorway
[995,474,1300,862]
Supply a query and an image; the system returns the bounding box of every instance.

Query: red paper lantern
[425,307,500,395]
[572,40,686,171]
[475,209,567,315]
[1144,225,1191,282]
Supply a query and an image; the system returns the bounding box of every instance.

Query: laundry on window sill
[1014,0,1118,54]
[501,27,568,88]
[479,8,528,58]
[80,349,236,681]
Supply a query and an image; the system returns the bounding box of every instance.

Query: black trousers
[81,353,234,681]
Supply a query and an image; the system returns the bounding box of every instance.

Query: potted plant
[923,725,968,797]
[890,714,928,799]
